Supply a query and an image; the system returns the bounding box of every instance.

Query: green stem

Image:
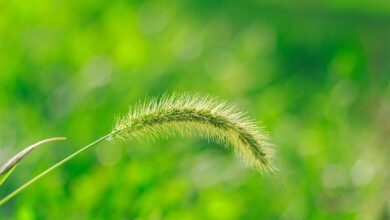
[0,132,115,206]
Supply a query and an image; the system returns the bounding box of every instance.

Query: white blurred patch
[350,159,376,186]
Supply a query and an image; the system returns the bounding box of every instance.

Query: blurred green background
[1,0,390,219]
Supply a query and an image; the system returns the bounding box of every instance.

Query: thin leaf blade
[0,137,66,186]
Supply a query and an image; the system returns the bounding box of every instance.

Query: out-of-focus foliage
[0,0,389,219]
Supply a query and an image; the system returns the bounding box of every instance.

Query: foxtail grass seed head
[112,94,275,172]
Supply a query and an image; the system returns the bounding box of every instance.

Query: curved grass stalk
[0,94,275,206]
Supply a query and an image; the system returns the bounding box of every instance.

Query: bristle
[112,93,275,173]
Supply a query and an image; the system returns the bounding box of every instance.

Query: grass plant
[0,94,274,206]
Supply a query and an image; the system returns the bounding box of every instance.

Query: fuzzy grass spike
[113,94,275,172]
